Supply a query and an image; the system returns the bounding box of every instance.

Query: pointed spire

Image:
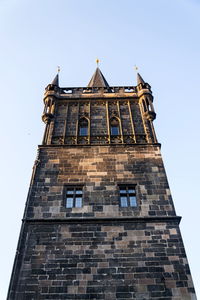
[88,67,109,88]
[137,73,145,85]
[51,73,59,86]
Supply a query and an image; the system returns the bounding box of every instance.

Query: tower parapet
[42,69,157,146]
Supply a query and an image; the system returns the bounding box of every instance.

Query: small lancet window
[110,117,120,135]
[142,99,147,112]
[79,118,88,136]
[146,99,151,111]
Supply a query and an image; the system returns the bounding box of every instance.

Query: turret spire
[50,67,60,86]
[88,67,109,88]
[51,73,59,86]
[137,73,145,85]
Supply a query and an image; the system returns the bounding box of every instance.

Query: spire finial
[134,65,138,72]
[57,66,60,73]
[96,58,100,67]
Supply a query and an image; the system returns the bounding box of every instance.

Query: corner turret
[45,73,60,92]
[136,72,157,143]
[42,73,59,144]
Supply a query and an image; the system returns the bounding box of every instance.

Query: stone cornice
[38,143,162,148]
[23,216,181,224]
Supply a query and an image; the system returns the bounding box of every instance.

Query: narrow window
[65,187,83,208]
[119,185,137,207]
[146,99,151,111]
[79,118,88,136]
[110,117,120,135]
[142,99,147,112]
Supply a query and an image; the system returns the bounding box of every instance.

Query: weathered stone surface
[9,221,195,299]
[7,73,196,299]
[22,145,175,220]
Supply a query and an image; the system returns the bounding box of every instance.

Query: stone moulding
[23,216,181,224]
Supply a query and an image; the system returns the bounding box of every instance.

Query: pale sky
[0,0,200,298]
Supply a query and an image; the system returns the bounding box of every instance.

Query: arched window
[79,118,88,136]
[110,117,120,135]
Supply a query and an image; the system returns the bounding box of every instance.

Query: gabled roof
[87,67,109,88]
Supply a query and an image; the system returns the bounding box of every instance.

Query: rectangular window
[79,126,88,136]
[119,185,137,207]
[65,186,83,208]
[111,125,119,135]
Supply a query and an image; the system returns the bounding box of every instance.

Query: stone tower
[7,68,196,299]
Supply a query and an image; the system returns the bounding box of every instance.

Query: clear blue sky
[0,0,199,298]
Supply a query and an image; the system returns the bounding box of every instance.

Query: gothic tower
[7,67,196,299]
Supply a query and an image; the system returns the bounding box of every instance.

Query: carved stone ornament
[42,113,54,124]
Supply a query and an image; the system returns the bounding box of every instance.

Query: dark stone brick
[116,293,132,298]
[147,285,164,291]
[116,286,130,293]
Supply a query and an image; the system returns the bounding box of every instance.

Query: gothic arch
[110,116,120,135]
[78,117,89,136]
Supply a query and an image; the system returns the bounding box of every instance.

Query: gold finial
[96,58,100,66]
[134,65,138,72]
[57,66,60,73]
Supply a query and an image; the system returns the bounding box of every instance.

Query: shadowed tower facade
[7,68,196,299]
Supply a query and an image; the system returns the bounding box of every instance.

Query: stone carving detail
[90,136,109,144]
[110,135,123,144]
[52,136,64,145]
[92,101,106,106]
[79,112,89,118]
[65,136,77,145]
[136,134,147,144]
[123,135,136,144]
[77,136,90,145]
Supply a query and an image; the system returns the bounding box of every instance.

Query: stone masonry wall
[26,145,175,219]
[8,146,196,300]
[7,87,196,299]
[50,99,152,145]
[10,220,195,299]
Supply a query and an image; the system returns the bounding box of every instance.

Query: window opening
[110,118,120,135]
[65,187,83,208]
[142,99,147,112]
[79,118,88,136]
[111,125,119,135]
[146,99,151,111]
[119,185,137,207]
